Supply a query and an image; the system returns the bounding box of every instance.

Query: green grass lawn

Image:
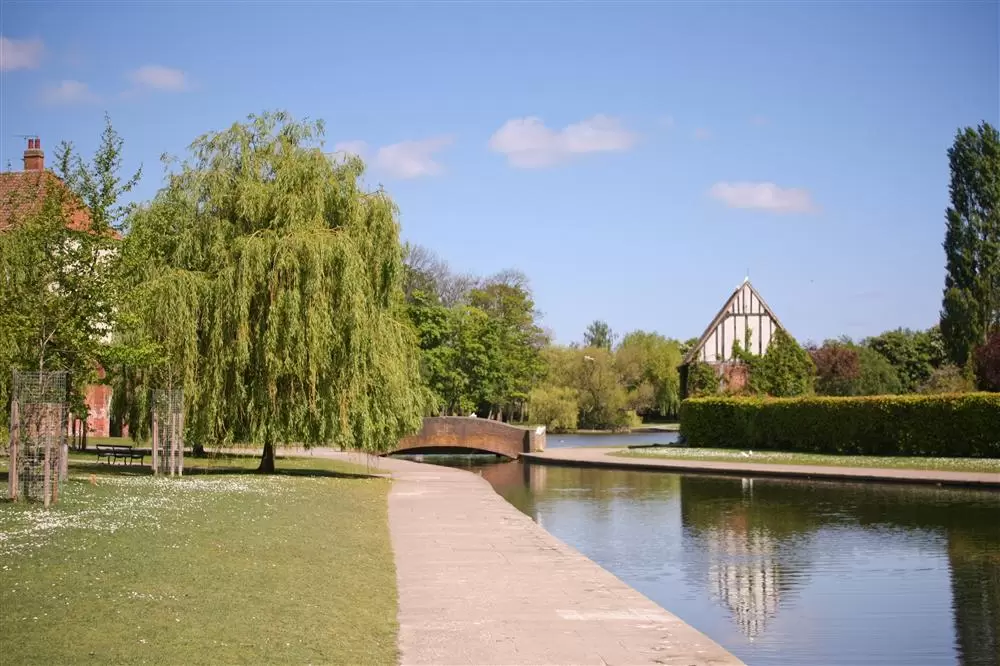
[613,447,1000,473]
[0,452,397,665]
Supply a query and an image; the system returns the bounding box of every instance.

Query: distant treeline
[405,239,1000,433]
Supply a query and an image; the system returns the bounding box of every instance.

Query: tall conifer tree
[941,122,1000,368]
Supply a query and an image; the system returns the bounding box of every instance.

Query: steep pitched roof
[681,279,786,366]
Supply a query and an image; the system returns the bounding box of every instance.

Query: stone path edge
[315,449,745,666]
[523,448,1000,488]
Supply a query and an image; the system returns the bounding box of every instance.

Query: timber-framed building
[679,279,786,397]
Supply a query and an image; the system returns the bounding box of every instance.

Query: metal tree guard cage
[151,389,184,477]
[8,370,69,506]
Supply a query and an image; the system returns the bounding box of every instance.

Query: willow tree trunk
[257,440,276,473]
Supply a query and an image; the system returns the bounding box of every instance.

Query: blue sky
[2,2,997,345]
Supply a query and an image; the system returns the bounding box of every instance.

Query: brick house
[1,138,118,438]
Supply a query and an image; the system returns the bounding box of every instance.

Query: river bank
[523,447,1000,487]
[321,450,743,666]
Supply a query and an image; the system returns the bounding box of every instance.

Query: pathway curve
[523,448,1000,487]
[318,450,743,666]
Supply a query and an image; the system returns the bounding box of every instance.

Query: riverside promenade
[321,451,743,666]
[522,447,1000,487]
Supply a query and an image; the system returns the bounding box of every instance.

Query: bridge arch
[392,417,546,459]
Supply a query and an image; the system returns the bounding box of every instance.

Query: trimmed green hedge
[679,393,1000,458]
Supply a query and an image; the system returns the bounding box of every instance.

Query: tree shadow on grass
[184,466,386,480]
[58,459,383,481]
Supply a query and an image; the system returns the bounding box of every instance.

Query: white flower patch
[0,475,287,556]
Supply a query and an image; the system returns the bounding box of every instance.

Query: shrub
[735,329,815,397]
[528,386,578,432]
[686,361,720,397]
[679,393,1000,457]
[856,346,903,395]
[810,342,861,396]
[919,364,975,394]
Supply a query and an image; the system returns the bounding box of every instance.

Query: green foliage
[855,346,903,395]
[941,122,1000,367]
[583,320,615,350]
[117,111,424,465]
[615,330,683,419]
[539,345,635,430]
[864,327,945,393]
[811,340,903,396]
[919,364,975,394]
[467,276,546,417]
[680,394,1000,457]
[405,269,546,420]
[0,116,138,421]
[685,360,719,398]
[527,386,578,432]
[738,328,815,397]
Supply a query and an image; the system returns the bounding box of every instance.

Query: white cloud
[41,80,100,105]
[0,36,43,71]
[333,140,368,158]
[375,136,453,179]
[694,127,713,140]
[708,181,818,214]
[489,114,636,168]
[128,65,188,91]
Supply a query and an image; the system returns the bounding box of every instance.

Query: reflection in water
[949,529,1000,666]
[687,479,787,640]
[440,458,1000,666]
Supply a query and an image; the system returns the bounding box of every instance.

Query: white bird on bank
[741,451,754,457]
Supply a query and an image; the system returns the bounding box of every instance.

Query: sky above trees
[2,2,997,345]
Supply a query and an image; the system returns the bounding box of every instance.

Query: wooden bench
[95,444,146,466]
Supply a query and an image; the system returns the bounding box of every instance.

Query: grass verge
[613,447,1000,473]
[0,453,397,665]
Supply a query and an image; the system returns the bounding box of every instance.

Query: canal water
[412,441,1000,666]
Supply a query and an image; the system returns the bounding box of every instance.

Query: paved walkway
[523,448,1000,487]
[321,450,743,666]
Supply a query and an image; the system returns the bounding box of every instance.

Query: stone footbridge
[392,416,546,459]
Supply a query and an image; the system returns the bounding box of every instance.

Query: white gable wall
[694,282,781,363]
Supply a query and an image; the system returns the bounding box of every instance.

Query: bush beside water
[679,393,1000,458]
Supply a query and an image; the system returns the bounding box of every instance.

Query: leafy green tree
[615,331,683,419]
[685,361,720,397]
[527,386,578,432]
[118,112,424,471]
[468,278,545,420]
[405,291,463,414]
[0,117,139,428]
[583,320,615,350]
[743,329,815,397]
[538,345,637,430]
[855,346,903,396]
[405,269,546,420]
[864,327,945,393]
[941,122,1000,367]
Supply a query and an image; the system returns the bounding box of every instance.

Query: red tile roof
[0,169,116,237]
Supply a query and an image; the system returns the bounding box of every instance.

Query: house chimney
[23,137,44,171]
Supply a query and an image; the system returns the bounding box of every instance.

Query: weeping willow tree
[116,111,424,471]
